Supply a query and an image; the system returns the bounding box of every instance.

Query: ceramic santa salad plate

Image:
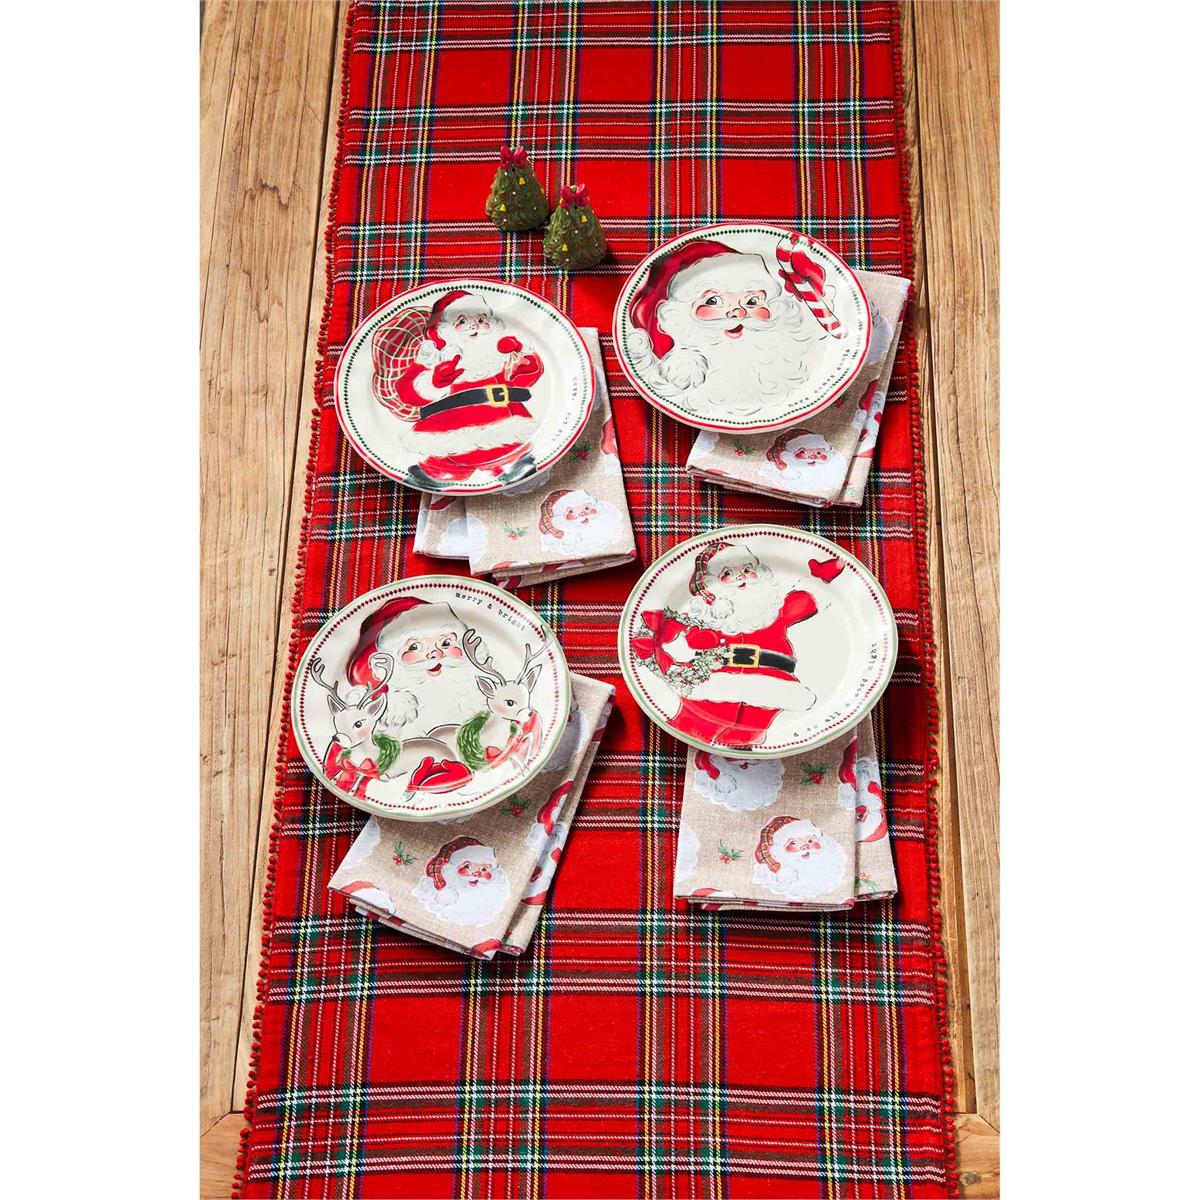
[336,280,595,494]
[292,577,572,820]
[618,525,896,757]
[613,224,870,432]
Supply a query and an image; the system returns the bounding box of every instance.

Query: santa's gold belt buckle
[484,384,511,407]
[725,644,761,668]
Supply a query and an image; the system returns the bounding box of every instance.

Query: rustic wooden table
[200,3,999,1195]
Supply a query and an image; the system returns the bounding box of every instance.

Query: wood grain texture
[901,0,977,1116]
[201,1114,245,1200]
[232,0,349,1104]
[910,0,1001,1130]
[956,1114,1001,1199]
[199,0,340,1134]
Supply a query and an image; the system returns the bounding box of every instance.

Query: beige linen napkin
[685,271,911,509]
[414,328,636,588]
[329,673,615,959]
[672,716,896,912]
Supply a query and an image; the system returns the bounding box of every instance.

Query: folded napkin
[685,271,911,508]
[329,673,614,959]
[414,328,636,588]
[672,716,897,912]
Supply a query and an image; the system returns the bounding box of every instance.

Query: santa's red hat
[424,836,485,891]
[838,738,859,788]
[536,779,573,835]
[629,238,764,359]
[426,288,488,349]
[538,489,571,538]
[694,750,721,781]
[345,597,427,687]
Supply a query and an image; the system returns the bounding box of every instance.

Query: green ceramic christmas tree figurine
[485,146,549,232]
[543,184,608,270]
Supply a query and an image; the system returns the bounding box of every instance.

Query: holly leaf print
[716,840,743,864]
[392,841,415,866]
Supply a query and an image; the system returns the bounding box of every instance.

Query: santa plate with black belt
[619,525,898,757]
[335,280,595,494]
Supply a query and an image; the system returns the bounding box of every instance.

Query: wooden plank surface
[901,0,977,1115]
[199,0,1000,1192]
[199,0,340,1134]
[910,0,1001,1131]
[232,0,349,1102]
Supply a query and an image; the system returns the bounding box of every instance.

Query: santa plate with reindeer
[613,224,870,433]
[291,577,572,820]
[618,525,896,757]
[336,279,595,494]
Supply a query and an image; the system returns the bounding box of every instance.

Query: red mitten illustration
[431,356,464,388]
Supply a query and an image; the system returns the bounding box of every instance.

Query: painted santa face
[397,628,466,677]
[456,857,494,883]
[700,561,782,632]
[691,288,773,336]
[413,845,512,926]
[792,442,828,465]
[752,819,848,901]
[783,832,822,857]
[563,497,600,524]
[716,560,760,589]
[450,310,493,339]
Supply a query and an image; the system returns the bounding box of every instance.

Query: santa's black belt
[422,384,532,418]
[720,644,797,672]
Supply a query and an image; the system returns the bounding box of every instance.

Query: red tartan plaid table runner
[235,2,957,1195]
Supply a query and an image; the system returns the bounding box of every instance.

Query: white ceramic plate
[292,577,572,820]
[336,279,595,494]
[613,224,870,432]
[618,525,896,757]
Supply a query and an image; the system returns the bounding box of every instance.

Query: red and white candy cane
[775,235,846,339]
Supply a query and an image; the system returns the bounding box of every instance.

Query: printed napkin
[672,716,897,912]
[329,673,615,959]
[414,328,636,588]
[685,271,911,508]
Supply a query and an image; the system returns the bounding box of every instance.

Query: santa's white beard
[412,865,512,926]
[657,298,813,417]
[379,653,479,733]
[695,757,783,811]
[442,323,511,380]
[753,838,848,900]
[541,501,623,553]
[690,571,783,635]
[674,823,700,882]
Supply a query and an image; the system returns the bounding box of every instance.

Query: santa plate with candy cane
[613,225,870,432]
[336,280,595,493]
[291,577,572,820]
[618,525,896,757]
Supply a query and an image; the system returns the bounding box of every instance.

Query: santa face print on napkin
[414,328,636,587]
[329,673,615,959]
[686,271,910,508]
[673,716,896,911]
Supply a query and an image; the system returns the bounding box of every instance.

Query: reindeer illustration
[459,630,546,772]
[308,652,471,798]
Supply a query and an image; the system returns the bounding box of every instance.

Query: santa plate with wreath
[618,525,896,757]
[336,280,595,494]
[613,225,870,432]
[291,577,572,820]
